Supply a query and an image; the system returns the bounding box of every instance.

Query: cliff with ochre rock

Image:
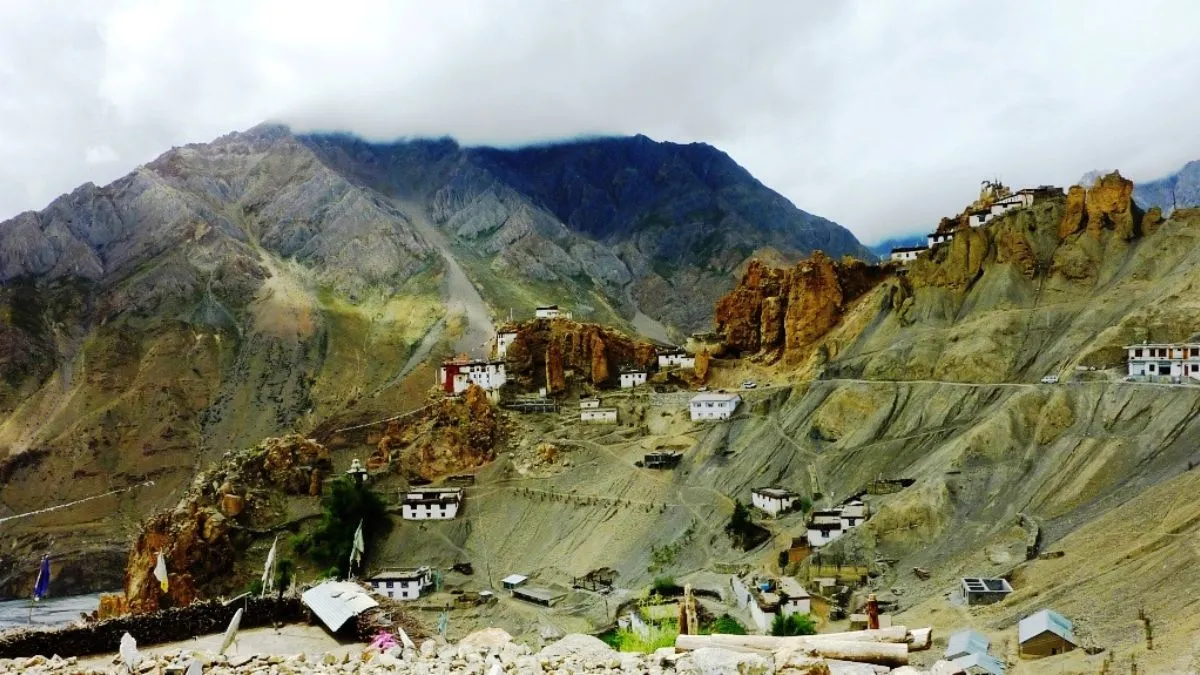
[504,319,657,393]
[714,253,891,362]
[1058,171,1142,241]
[123,435,331,613]
[371,383,501,480]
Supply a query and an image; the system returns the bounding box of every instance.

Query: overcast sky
[2,0,1199,245]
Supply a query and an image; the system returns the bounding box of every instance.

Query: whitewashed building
[658,349,696,370]
[619,370,648,389]
[495,330,519,358]
[839,500,869,529]
[368,567,433,600]
[401,488,463,520]
[437,358,507,394]
[1126,342,1200,380]
[889,247,923,263]
[581,407,618,424]
[689,393,742,421]
[579,398,601,409]
[535,305,561,319]
[806,522,844,547]
[752,487,801,518]
[927,231,954,247]
[731,575,811,634]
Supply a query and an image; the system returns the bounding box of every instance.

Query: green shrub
[770,613,817,636]
[708,614,747,635]
[652,576,677,595]
[295,477,391,578]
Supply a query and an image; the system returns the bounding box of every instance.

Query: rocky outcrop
[907,226,991,292]
[1058,171,1142,241]
[505,319,657,392]
[123,435,332,613]
[372,384,501,481]
[714,254,891,362]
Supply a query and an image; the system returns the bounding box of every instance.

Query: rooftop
[961,577,1013,594]
[301,581,379,633]
[513,586,563,603]
[1018,609,1075,645]
[501,574,528,586]
[890,246,925,253]
[368,568,430,582]
[946,629,990,659]
[951,652,1006,675]
[690,392,742,403]
[753,487,800,499]
[777,577,809,599]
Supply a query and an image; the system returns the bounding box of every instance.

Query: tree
[770,613,817,636]
[293,477,391,577]
[725,500,755,548]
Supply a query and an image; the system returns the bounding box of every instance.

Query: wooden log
[906,627,932,651]
[675,634,908,667]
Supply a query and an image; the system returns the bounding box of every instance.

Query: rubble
[0,630,968,674]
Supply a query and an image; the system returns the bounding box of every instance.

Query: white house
[495,330,519,358]
[777,577,812,617]
[731,575,810,634]
[658,349,696,370]
[967,210,993,228]
[368,567,433,600]
[752,487,801,518]
[889,247,923,263]
[581,407,618,424]
[535,305,561,319]
[689,393,742,421]
[437,358,507,394]
[927,231,954,247]
[839,500,869,529]
[806,522,844,547]
[810,509,842,526]
[619,370,648,389]
[1126,342,1200,380]
[401,488,463,520]
[579,398,601,409]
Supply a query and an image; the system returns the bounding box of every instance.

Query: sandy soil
[74,625,362,670]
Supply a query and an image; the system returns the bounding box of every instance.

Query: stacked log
[675,625,934,669]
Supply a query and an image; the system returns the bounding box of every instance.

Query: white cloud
[1,0,1198,243]
[84,145,120,164]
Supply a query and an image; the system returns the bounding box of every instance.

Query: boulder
[684,647,772,675]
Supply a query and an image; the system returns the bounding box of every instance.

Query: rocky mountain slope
[1132,158,1200,214]
[0,124,863,596]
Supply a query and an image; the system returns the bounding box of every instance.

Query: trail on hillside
[388,201,495,385]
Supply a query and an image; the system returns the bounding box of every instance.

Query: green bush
[603,620,680,652]
[708,614,747,635]
[294,477,391,578]
[770,613,817,636]
[652,576,677,595]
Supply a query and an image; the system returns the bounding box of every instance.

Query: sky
[2,1,1200,245]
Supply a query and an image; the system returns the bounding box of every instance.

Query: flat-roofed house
[1018,609,1076,659]
[581,407,618,424]
[401,488,463,520]
[535,305,561,319]
[689,393,741,421]
[437,358,507,394]
[619,369,648,388]
[961,577,1013,605]
[657,349,696,370]
[368,567,434,600]
[752,487,801,517]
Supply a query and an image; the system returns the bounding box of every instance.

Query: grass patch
[600,619,680,653]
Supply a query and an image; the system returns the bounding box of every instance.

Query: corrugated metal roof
[951,652,1006,675]
[302,581,379,633]
[690,393,741,403]
[501,574,528,586]
[945,629,990,660]
[1018,609,1075,645]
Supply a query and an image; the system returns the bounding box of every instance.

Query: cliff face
[371,384,500,481]
[1058,171,1142,241]
[505,319,657,392]
[713,253,891,362]
[124,435,332,613]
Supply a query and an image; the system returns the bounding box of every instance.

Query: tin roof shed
[951,652,1006,675]
[1018,609,1075,645]
[945,629,990,660]
[301,581,379,633]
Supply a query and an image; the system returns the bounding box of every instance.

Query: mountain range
[0,125,866,591]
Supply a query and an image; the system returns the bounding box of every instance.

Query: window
[1135,349,1143,357]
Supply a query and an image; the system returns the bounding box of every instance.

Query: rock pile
[0,630,971,675]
